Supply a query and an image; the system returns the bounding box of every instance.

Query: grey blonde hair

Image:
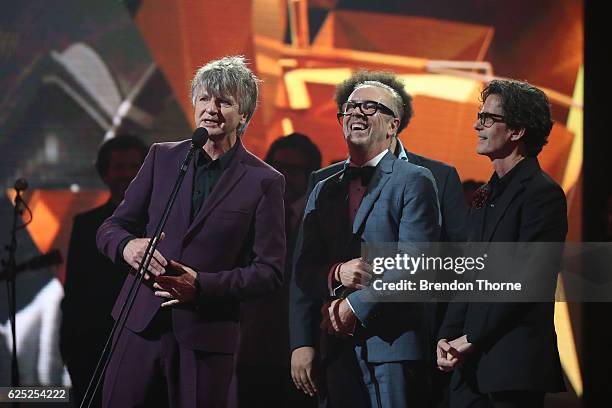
[191,56,260,136]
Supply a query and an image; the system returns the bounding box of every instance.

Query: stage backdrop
[0,1,582,405]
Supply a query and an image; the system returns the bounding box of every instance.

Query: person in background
[237,133,321,407]
[60,134,148,407]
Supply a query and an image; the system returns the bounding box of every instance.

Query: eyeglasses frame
[336,100,397,124]
[477,111,506,128]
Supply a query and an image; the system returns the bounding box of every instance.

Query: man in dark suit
[289,71,467,407]
[96,56,285,407]
[60,134,148,407]
[293,74,443,407]
[436,79,567,407]
[237,133,321,407]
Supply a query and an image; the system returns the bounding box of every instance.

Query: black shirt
[487,158,527,205]
[483,158,528,230]
[191,140,238,220]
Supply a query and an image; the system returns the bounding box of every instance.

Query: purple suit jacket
[96,139,285,354]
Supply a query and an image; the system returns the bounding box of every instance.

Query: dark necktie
[345,166,376,186]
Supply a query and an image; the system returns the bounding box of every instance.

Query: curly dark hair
[481,79,553,157]
[335,70,413,135]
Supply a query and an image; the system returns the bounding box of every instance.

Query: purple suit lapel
[183,142,248,242]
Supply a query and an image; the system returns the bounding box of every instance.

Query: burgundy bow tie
[471,184,491,209]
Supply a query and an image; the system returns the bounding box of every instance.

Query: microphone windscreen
[14,178,28,191]
[192,127,208,149]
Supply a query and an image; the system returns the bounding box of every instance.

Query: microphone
[191,127,208,149]
[14,178,28,191]
[180,128,208,172]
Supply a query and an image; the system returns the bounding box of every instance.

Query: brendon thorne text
[373,279,522,292]
[366,275,533,302]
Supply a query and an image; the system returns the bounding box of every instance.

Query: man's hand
[290,346,318,397]
[449,334,473,354]
[153,260,198,307]
[337,258,373,289]
[320,299,356,337]
[436,339,461,372]
[123,233,167,279]
[436,335,473,372]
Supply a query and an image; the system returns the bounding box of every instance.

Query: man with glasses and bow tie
[293,73,444,408]
[290,71,467,408]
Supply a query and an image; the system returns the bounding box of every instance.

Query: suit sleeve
[293,181,339,299]
[96,144,156,262]
[518,182,568,242]
[348,166,442,325]
[289,173,323,351]
[196,174,285,301]
[437,302,469,340]
[289,226,322,350]
[465,182,567,346]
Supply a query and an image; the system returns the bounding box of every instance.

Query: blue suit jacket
[295,151,441,362]
[289,143,467,353]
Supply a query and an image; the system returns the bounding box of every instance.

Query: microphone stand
[80,138,204,408]
[2,189,24,388]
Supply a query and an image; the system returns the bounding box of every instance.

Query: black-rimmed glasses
[477,112,505,128]
[337,100,396,123]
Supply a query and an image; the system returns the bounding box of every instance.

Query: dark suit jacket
[96,139,285,353]
[289,150,467,352]
[60,201,128,366]
[438,157,567,393]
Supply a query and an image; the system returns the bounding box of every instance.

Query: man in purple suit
[96,56,285,407]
